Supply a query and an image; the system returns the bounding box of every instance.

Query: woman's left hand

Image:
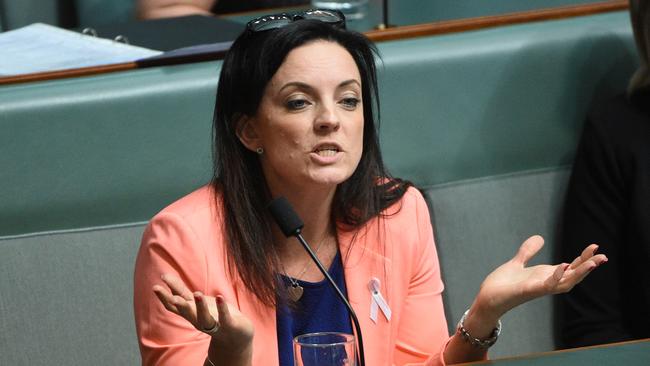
[473,235,608,319]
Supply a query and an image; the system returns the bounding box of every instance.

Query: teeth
[317,149,337,157]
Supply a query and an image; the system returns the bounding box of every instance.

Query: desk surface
[457,339,650,366]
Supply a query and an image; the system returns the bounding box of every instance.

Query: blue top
[276,250,353,366]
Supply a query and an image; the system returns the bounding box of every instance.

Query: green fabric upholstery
[0,0,624,31]
[0,0,136,30]
[1,64,219,236]
[0,224,144,365]
[425,168,570,358]
[0,0,60,29]
[0,169,569,364]
[390,0,609,26]
[377,11,636,186]
[75,0,136,27]
[0,11,636,237]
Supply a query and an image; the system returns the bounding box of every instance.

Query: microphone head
[267,197,304,237]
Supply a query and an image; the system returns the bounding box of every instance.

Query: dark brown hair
[212,19,411,306]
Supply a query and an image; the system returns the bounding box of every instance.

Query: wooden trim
[0,0,628,85]
[365,0,629,42]
[0,62,137,86]
[453,338,650,365]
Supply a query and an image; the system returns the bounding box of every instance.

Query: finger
[172,295,197,323]
[544,263,569,291]
[215,295,231,326]
[569,244,599,270]
[161,273,194,300]
[570,254,608,279]
[194,292,218,332]
[512,235,545,265]
[558,254,608,292]
[153,285,180,314]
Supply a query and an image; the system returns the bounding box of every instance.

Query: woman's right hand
[153,273,254,362]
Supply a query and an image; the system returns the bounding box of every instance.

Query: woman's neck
[270,186,339,277]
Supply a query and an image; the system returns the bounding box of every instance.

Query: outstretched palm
[476,235,606,317]
[153,274,254,347]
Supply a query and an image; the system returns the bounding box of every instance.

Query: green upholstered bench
[0,0,613,31]
[0,224,145,364]
[0,0,136,30]
[374,12,635,357]
[0,11,637,364]
[388,0,609,26]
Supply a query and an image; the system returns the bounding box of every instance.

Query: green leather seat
[0,0,135,30]
[390,0,609,26]
[0,11,636,237]
[75,0,136,27]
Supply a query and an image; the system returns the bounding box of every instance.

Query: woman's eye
[286,99,309,110]
[341,97,360,109]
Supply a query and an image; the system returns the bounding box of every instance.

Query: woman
[558,0,650,348]
[134,9,606,366]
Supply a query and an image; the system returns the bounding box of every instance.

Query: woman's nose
[314,103,340,132]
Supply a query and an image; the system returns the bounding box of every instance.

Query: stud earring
[256,147,264,155]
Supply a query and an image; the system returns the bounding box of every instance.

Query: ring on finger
[202,321,220,336]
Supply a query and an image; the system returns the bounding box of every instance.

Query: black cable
[268,197,366,366]
[295,233,366,366]
[382,0,389,28]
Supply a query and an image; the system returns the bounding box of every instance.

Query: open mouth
[314,145,340,157]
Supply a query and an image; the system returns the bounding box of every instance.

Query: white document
[0,23,162,76]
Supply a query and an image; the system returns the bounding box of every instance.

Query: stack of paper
[0,23,162,76]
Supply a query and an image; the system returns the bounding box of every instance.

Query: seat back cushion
[0,224,145,365]
[424,167,570,358]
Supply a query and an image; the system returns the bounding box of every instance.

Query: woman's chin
[308,171,353,187]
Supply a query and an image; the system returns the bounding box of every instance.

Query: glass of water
[293,332,356,366]
[310,0,369,20]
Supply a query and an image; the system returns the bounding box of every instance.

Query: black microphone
[268,197,366,366]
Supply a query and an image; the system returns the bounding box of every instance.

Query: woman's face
[241,40,364,195]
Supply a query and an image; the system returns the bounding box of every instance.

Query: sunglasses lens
[252,18,291,31]
[248,14,292,32]
[246,9,345,32]
[303,9,344,24]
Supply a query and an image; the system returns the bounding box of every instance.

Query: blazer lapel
[338,224,393,366]
[235,281,279,366]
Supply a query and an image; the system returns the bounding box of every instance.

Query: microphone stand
[268,197,366,366]
[377,0,390,29]
[293,231,366,366]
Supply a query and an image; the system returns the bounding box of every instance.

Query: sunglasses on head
[246,9,346,32]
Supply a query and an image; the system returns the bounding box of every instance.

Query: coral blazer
[134,186,450,365]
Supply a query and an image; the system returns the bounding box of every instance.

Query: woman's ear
[235,115,261,152]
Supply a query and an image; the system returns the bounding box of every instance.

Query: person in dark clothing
[558,0,650,348]
[137,0,309,19]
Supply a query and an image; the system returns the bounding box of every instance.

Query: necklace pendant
[287,283,304,302]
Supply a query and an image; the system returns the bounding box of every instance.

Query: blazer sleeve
[558,115,631,347]
[393,189,451,366]
[133,212,213,366]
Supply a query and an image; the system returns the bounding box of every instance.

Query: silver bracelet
[203,323,219,365]
[456,309,502,349]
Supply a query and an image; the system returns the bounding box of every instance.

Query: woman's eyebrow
[338,79,361,89]
[279,81,314,93]
[278,79,361,93]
